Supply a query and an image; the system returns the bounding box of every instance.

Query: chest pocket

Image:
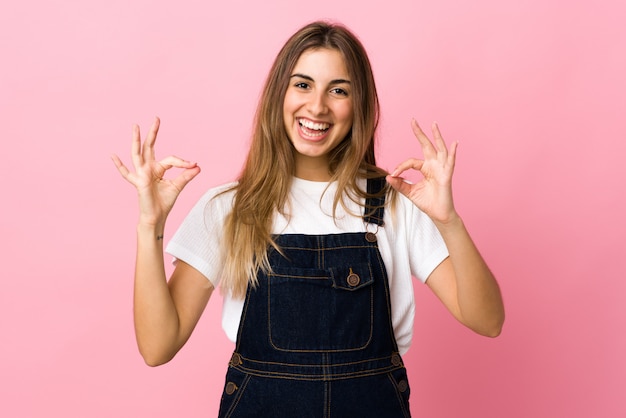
[267,263,375,352]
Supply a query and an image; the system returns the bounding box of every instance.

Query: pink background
[1,0,624,417]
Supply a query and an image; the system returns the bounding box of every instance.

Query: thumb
[385,174,412,197]
[172,165,202,191]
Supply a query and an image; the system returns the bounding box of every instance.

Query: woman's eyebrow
[290,73,351,85]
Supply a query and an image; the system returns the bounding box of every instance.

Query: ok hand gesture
[111,118,201,226]
[386,119,458,225]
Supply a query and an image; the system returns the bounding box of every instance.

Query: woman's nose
[306,91,328,115]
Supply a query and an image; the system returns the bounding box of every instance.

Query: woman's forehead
[292,48,350,79]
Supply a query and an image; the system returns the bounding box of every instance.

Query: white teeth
[299,119,330,131]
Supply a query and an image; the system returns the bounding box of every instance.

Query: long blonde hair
[220,21,388,298]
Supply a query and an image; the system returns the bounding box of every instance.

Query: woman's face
[283,48,354,181]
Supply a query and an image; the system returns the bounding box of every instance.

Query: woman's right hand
[111,117,201,226]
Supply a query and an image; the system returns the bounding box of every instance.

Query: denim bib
[218,178,411,417]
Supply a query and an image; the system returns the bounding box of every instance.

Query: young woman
[113,21,504,417]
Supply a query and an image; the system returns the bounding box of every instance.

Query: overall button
[229,352,242,367]
[225,382,238,395]
[365,232,377,242]
[347,273,361,287]
[391,353,403,367]
[397,380,408,393]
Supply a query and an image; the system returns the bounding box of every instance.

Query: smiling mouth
[298,118,330,137]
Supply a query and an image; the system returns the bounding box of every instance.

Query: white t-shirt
[166,177,449,355]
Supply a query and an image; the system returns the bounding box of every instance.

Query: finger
[131,124,143,168]
[111,154,131,180]
[390,158,424,177]
[431,121,448,156]
[142,117,160,162]
[411,119,436,158]
[158,155,197,170]
[447,140,459,170]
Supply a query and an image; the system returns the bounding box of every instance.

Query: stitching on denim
[235,226,403,383]
[386,372,411,418]
[374,246,399,348]
[269,272,329,280]
[324,380,331,418]
[267,285,374,353]
[266,267,375,352]
[232,364,404,381]
[279,244,373,251]
[238,352,399,368]
[317,235,323,270]
[231,352,407,381]
[234,286,254,352]
[223,372,251,418]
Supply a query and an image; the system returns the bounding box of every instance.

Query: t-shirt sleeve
[404,197,450,283]
[165,184,235,287]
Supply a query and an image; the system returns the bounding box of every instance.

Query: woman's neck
[293,155,331,181]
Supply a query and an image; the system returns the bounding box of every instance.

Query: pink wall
[1,0,624,417]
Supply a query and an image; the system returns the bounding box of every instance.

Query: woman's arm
[424,218,504,337]
[112,118,211,365]
[134,225,214,365]
[386,119,504,336]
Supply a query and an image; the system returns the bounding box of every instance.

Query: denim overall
[218,178,411,417]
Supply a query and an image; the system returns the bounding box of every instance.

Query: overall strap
[364,176,387,226]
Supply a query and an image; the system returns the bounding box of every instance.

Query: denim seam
[223,373,251,418]
[386,372,410,418]
[236,352,400,367]
[266,267,375,353]
[231,365,405,381]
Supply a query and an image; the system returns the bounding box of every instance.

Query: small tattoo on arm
[157,235,164,241]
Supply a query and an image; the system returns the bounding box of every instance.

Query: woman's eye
[294,82,309,89]
[331,88,348,96]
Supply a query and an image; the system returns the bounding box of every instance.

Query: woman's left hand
[386,119,459,224]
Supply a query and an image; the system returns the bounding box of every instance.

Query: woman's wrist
[137,221,166,241]
[433,212,464,235]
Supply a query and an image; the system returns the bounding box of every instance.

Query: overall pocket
[268,263,375,352]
